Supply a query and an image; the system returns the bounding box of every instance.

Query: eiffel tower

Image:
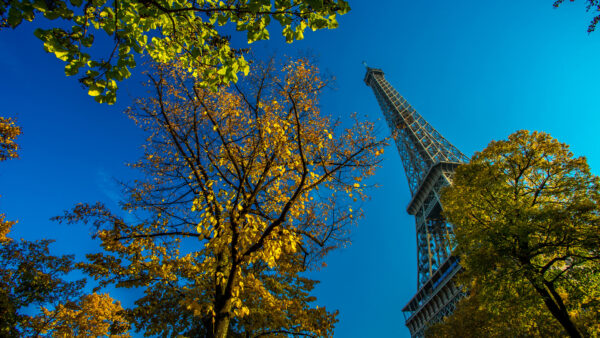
[364,66,468,337]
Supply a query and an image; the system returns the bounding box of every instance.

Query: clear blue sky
[1,1,600,337]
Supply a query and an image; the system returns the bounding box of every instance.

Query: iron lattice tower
[364,67,468,337]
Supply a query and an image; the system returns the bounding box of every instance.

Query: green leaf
[337,0,350,15]
[7,7,23,27]
[81,35,94,48]
[33,28,46,40]
[65,61,83,76]
[44,10,60,20]
[217,14,228,26]
[32,0,48,12]
[306,0,323,10]
[21,6,35,22]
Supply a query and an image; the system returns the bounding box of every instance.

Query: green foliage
[440,130,600,337]
[0,0,350,104]
[426,279,563,337]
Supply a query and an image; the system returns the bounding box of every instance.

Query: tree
[440,130,600,337]
[0,230,131,337]
[0,223,84,337]
[54,57,385,337]
[553,0,600,32]
[1,0,349,104]
[0,117,130,337]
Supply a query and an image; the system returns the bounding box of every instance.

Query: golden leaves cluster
[0,214,15,242]
[0,116,20,244]
[0,117,20,162]
[37,293,130,337]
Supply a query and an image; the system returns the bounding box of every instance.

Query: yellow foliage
[0,214,15,242]
[55,57,385,338]
[41,293,130,337]
[0,117,20,162]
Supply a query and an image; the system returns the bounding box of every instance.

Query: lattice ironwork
[364,67,468,337]
[411,164,457,287]
[364,68,467,195]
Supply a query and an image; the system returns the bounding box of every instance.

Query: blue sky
[1,1,600,337]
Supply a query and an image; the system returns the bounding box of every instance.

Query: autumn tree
[439,130,600,337]
[0,117,130,337]
[0,231,131,337]
[0,225,85,337]
[1,0,349,103]
[54,57,385,337]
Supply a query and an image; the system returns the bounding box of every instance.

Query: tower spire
[365,67,467,337]
[364,68,467,195]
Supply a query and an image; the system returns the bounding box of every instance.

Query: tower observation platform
[364,67,468,337]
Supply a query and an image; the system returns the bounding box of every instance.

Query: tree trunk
[209,290,233,338]
[530,280,582,338]
[518,249,582,338]
[213,309,231,338]
[212,259,236,338]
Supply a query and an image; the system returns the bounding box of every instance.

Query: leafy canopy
[54,57,385,337]
[439,130,600,337]
[0,0,349,104]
